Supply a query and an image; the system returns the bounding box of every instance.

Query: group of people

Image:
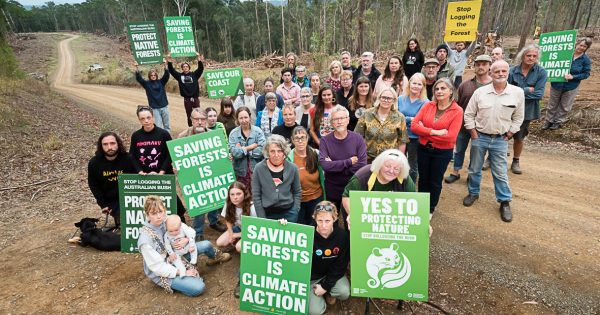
[87,35,592,312]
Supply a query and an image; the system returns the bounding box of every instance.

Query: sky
[17,0,84,6]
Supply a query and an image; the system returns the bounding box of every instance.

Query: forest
[1,0,599,61]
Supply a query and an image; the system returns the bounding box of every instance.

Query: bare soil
[1,33,599,314]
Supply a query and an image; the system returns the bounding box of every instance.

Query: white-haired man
[463,60,524,222]
[352,51,380,89]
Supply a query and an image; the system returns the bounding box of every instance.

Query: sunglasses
[314,204,335,212]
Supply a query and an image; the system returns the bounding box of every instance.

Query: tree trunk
[265,1,272,53]
[541,0,553,33]
[517,0,538,53]
[357,0,366,54]
[204,20,211,58]
[478,0,493,45]
[139,0,147,21]
[281,1,285,54]
[254,0,261,55]
[584,0,593,29]
[570,0,582,29]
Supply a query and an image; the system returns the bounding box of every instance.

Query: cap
[424,58,440,66]
[474,54,492,63]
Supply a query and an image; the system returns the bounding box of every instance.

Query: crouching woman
[138,195,230,296]
[308,201,350,315]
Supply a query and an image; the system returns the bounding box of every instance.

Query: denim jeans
[467,133,512,202]
[452,130,471,171]
[417,144,453,213]
[170,240,215,297]
[298,195,324,226]
[152,107,171,133]
[407,138,419,182]
[171,274,205,297]
[193,210,220,236]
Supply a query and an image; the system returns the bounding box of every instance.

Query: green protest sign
[167,130,235,217]
[349,191,430,301]
[118,174,177,253]
[205,68,245,99]
[539,29,577,82]
[127,21,164,65]
[240,216,314,314]
[164,16,196,57]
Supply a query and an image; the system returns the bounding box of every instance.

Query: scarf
[260,106,280,137]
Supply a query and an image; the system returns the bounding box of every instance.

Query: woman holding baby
[137,195,231,296]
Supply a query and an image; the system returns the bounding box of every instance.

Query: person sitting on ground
[134,59,171,133]
[307,201,350,315]
[252,135,302,222]
[137,196,231,297]
[215,181,258,298]
[164,215,197,277]
[87,131,136,229]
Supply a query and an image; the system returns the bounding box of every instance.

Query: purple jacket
[319,131,367,201]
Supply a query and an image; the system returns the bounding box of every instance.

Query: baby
[164,215,197,277]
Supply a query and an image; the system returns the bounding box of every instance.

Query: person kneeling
[308,201,350,315]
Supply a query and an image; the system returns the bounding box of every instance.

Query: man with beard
[463,60,524,222]
[422,58,440,100]
[445,55,493,184]
[87,132,136,228]
[352,51,381,89]
[435,44,456,83]
[167,52,204,127]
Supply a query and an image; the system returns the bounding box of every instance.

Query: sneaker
[541,121,552,130]
[463,194,479,207]
[210,222,227,233]
[549,122,561,130]
[444,173,460,184]
[234,281,240,298]
[482,158,491,170]
[206,248,232,266]
[511,161,522,174]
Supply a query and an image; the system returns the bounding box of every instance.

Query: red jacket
[411,100,463,149]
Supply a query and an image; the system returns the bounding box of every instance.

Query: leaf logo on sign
[366,243,412,289]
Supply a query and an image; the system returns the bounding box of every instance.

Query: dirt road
[2,34,598,314]
[52,34,218,131]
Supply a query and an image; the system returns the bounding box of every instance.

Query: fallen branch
[30,181,59,201]
[0,178,57,192]
[579,127,600,131]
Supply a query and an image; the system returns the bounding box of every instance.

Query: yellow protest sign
[444,0,482,42]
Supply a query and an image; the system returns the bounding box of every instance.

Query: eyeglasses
[292,135,307,141]
[191,117,207,121]
[315,204,335,212]
[331,116,349,122]
[380,96,395,102]
[301,95,312,98]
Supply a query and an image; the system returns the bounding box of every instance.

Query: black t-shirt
[426,83,434,101]
[87,152,136,208]
[272,123,299,147]
[129,125,173,174]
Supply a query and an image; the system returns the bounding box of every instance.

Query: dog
[74,218,121,251]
